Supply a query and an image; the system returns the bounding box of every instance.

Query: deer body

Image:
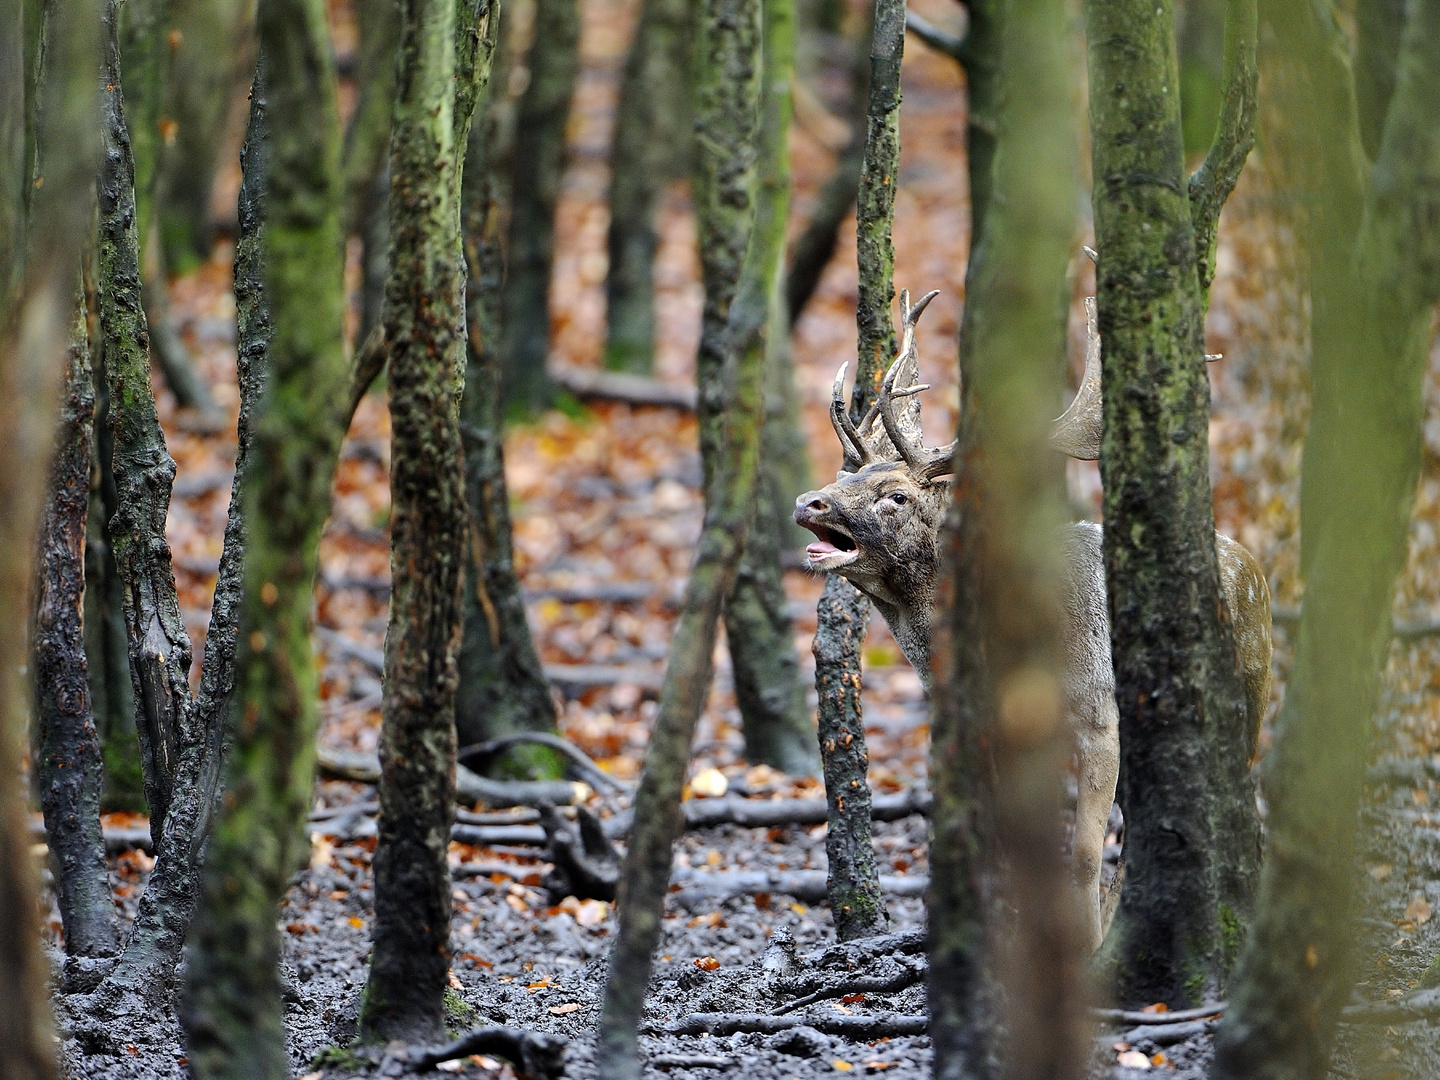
[796,290,1272,951]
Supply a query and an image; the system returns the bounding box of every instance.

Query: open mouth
[802,524,859,567]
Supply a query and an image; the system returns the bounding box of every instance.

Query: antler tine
[1050,295,1103,460]
[874,289,942,471]
[829,361,873,468]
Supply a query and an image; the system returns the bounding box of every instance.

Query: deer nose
[795,491,830,521]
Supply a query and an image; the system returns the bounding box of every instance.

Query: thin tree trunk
[31,290,118,962]
[603,0,690,374]
[96,0,194,845]
[360,0,496,1042]
[1212,3,1440,1076]
[596,0,774,1072]
[927,1,998,1073]
[179,4,348,1064]
[1083,0,1260,1006]
[457,19,562,771]
[722,0,815,777]
[345,0,399,341]
[0,0,100,1068]
[0,0,23,322]
[936,3,1086,1078]
[1354,0,1406,161]
[813,0,907,943]
[501,0,580,412]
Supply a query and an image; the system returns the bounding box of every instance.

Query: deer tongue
[806,539,843,558]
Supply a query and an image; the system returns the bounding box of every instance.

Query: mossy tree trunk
[1213,3,1440,1076]
[31,291,118,962]
[812,0,907,943]
[930,2,1085,1077]
[344,0,400,341]
[500,0,579,412]
[1083,0,1260,1007]
[722,0,816,777]
[0,0,100,1067]
[360,0,496,1042]
[596,0,775,1073]
[603,0,691,374]
[927,0,997,1071]
[457,12,563,773]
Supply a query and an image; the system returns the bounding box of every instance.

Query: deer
[794,289,1272,951]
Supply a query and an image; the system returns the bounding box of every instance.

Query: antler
[830,362,873,469]
[874,289,954,481]
[1050,296,1103,460]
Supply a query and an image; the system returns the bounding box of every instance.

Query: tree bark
[927,0,998,1070]
[177,6,346,1067]
[457,13,563,774]
[96,0,194,844]
[360,0,496,1043]
[344,0,400,341]
[1083,0,1260,1007]
[812,0,908,944]
[1212,3,1440,1076]
[603,0,691,374]
[722,0,815,777]
[31,290,118,961]
[596,0,774,1072]
[0,0,101,1069]
[933,3,1085,1078]
[500,0,580,412]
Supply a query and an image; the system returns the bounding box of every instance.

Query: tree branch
[903,8,969,67]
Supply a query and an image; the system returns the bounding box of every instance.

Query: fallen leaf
[1415,788,1431,806]
[1405,895,1432,926]
[300,1073,322,1080]
[462,953,493,968]
[832,1061,854,1072]
[705,849,722,867]
[754,892,772,909]
[449,970,463,990]
[507,894,530,914]
[1150,1052,1169,1066]
[575,899,609,926]
[348,916,364,929]
[436,1061,466,1073]
[527,976,553,992]
[789,903,808,916]
[688,912,725,929]
[691,767,728,798]
[1371,864,1394,880]
[549,1003,583,1015]
[1140,1003,1168,1014]
[863,1062,894,1071]
[841,994,866,1004]
[693,956,720,971]
[1116,1050,1151,1069]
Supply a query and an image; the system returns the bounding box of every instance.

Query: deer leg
[1072,695,1120,953]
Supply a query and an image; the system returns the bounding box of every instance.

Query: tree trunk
[344,0,399,341]
[31,291,118,962]
[1083,0,1260,1007]
[603,0,690,374]
[457,21,562,773]
[722,0,815,777]
[96,0,194,844]
[933,3,1086,1078]
[1212,3,1440,1076]
[360,0,496,1042]
[0,0,101,1068]
[178,5,348,1065]
[596,0,775,1072]
[812,0,908,943]
[927,0,997,1070]
[1354,0,1406,161]
[501,0,580,412]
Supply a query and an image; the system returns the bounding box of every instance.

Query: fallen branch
[662,1012,928,1039]
[649,1054,734,1070]
[550,361,697,410]
[403,1026,567,1077]
[314,744,586,807]
[773,956,926,1014]
[1118,1019,1219,1046]
[1090,1002,1226,1025]
[1341,988,1440,1024]
[667,868,926,908]
[459,732,631,793]
[600,788,931,839]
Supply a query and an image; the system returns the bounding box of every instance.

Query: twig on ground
[460,732,631,793]
[314,744,586,807]
[773,955,927,1014]
[1090,1003,1226,1025]
[667,868,925,908]
[662,1012,928,1038]
[601,788,931,838]
[1116,1019,1219,1046]
[649,1054,734,1069]
[404,1026,567,1077]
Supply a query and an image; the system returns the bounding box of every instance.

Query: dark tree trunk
[602,0,691,374]
[1083,0,1260,1007]
[722,0,815,777]
[344,0,399,341]
[179,3,349,1065]
[927,2,998,1074]
[457,21,562,772]
[596,0,777,1071]
[96,0,193,845]
[31,291,118,961]
[501,0,580,412]
[360,0,496,1042]
[1212,3,1440,1077]
[0,0,101,1068]
[812,0,909,943]
[0,0,24,322]
[1354,0,1406,161]
[930,3,1086,1078]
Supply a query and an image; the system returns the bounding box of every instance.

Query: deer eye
[888,492,908,505]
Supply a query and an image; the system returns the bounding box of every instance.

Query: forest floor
[35,0,1440,1077]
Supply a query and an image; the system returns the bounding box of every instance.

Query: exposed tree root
[403,1026,568,1077]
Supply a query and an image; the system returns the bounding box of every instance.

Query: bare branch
[904,8,970,67]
